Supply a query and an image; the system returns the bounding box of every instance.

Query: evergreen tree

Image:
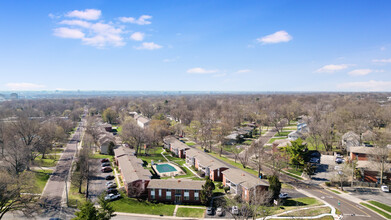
[268,175,281,200]
[286,138,307,170]
[98,194,116,220]
[200,177,215,205]
[73,200,98,220]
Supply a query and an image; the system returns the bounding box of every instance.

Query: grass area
[270,217,333,220]
[185,142,196,146]
[368,200,391,213]
[276,131,291,136]
[360,202,391,219]
[176,207,205,218]
[138,148,167,165]
[68,184,86,208]
[283,197,323,207]
[286,168,303,176]
[280,206,331,217]
[281,183,294,189]
[34,155,61,167]
[281,170,304,180]
[243,140,253,145]
[268,137,287,144]
[208,152,259,177]
[111,195,176,216]
[48,148,65,154]
[328,189,341,194]
[32,169,52,193]
[90,153,114,162]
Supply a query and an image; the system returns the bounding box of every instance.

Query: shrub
[325,182,331,187]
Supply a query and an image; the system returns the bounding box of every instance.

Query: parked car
[335,158,344,164]
[101,162,111,167]
[101,158,110,163]
[106,182,117,188]
[310,158,320,164]
[381,185,389,192]
[101,167,112,172]
[232,206,239,215]
[105,175,115,180]
[107,188,118,194]
[279,193,288,199]
[104,193,121,201]
[216,207,225,216]
[206,207,214,215]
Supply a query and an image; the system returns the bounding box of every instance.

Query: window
[184,190,189,200]
[166,190,171,200]
[175,189,181,195]
[151,189,155,199]
[159,189,162,197]
[194,190,199,201]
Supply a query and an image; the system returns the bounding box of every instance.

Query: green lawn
[270,217,333,220]
[328,189,341,194]
[243,140,253,145]
[34,155,61,167]
[90,153,114,162]
[111,196,176,216]
[360,202,391,219]
[368,200,391,213]
[268,137,287,144]
[176,208,205,218]
[280,207,331,217]
[283,197,322,207]
[276,131,291,136]
[287,168,303,176]
[208,152,259,177]
[186,142,196,146]
[32,169,52,193]
[68,184,87,208]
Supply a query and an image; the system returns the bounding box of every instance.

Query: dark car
[206,207,214,215]
[105,175,115,180]
[101,167,112,172]
[101,158,110,163]
[107,188,118,194]
[101,162,111,167]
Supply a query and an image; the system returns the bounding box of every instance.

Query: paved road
[39,120,84,218]
[345,187,391,206]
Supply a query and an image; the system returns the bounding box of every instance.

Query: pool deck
[152,162,184,177]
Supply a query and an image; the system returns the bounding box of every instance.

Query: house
[342,131,361,151]
[222,168,269,202]
[349,146,391,183]
[114,146,152,197]
[147,179,205,204]
[98,134,115,154]
[297,123,309,133]
[163,136,190,158]
[185,148,228,181]
[288,131,304,141]
[135,115,150,129]
[224,126,254,145]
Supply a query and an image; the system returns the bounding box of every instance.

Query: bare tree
[120,120,147,155]
[372,130,391,185]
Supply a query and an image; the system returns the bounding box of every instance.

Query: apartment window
[151,189,155,199]
[175,189,181,195]
[184,190,189,200]
[166,190,172,200]
[194,190,199,201]
[159,189,162,197]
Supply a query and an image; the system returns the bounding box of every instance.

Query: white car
[279,193,288,199]
[216,207,225,216]
[232,206,239,215]
[381,185,389,192]
[104,193,121,201]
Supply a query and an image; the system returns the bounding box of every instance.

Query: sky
[1,0,391,92]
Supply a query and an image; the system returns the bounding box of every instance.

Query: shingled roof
[147,179,205,190]
[115,146,151,183]
[222,168,269,189]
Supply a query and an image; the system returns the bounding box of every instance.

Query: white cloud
[53,27,85,39]
[135,42,162,50]
[213,73,227,77]
[187,68,218,74]
[130,32,145,41]
[348,69,373,76]
[119,15,152,25]
[6,83,45,90]
[338,80,391,91]
[236,69,251,74]
[66,9,101,20]
[372,58,391,63]
[315,64,349,73]
[257,30,292,44]
[59,20,92,28]
[163,58,177,62]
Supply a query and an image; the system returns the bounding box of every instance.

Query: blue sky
[1,0,391,91]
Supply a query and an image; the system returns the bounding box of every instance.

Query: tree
[268,175,281,200]
[303,162,316,178]
[120,120,147,155]
[200,177,215,205]
[372,130,391,185]
[108,142,115,156]
[73,200,99,220]
[97,194,116,220]
[102,108,118,124]
[0,170,37,219]
[286,138,307,170]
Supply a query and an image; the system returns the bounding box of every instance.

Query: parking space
[88,158,116,203]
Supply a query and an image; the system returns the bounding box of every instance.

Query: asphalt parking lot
[88,158,114,203]
[345,187,391,206]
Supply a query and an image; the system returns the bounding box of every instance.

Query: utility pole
[65,175,69,207]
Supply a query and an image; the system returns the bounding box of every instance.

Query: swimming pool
[155,163,177,173]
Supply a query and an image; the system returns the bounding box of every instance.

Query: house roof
[273,139,291,147]
[98,134,115,146]
[164,136,189,151]
[357,160,391,173]
[222,168,269,189]
[185,148,227,171]
[114,146,151,183]
[136,115,150,124]
[147,179,205,190]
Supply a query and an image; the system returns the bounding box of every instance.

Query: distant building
[0,94,5,102]
[163,136,190,158]
[10,93,18,100]
[135,115,150,129]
